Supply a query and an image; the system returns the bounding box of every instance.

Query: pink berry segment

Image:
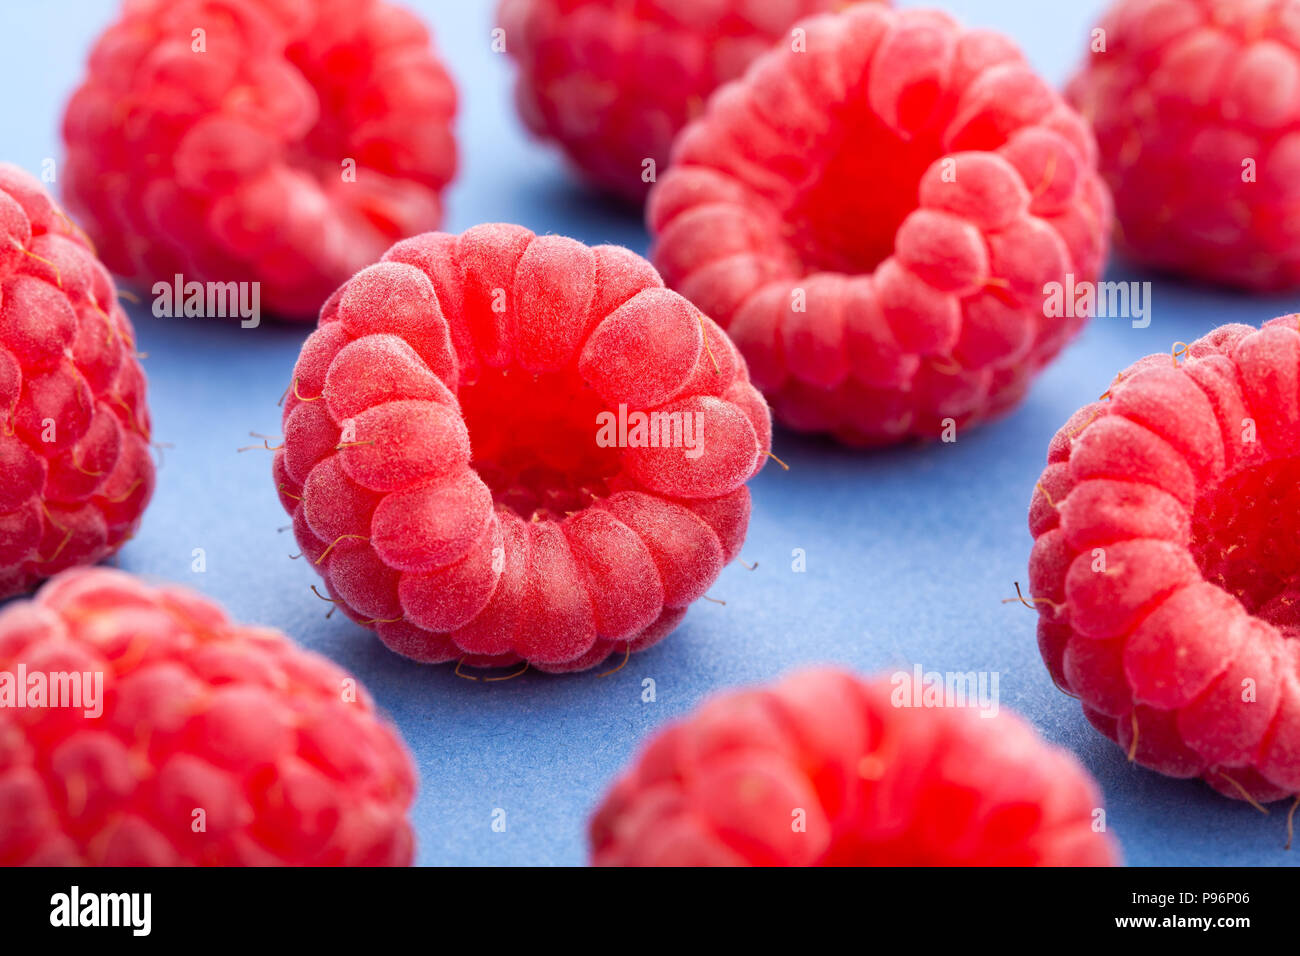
[274,226,770,673]
[1030,317,1300,805]
[62,0,458,319]
[1070,0,1300,290]
[0,164,154,600]
[498,0,886,202]
[0,569,416,865]
[590,668,1120,866]
[649,4,1112,446]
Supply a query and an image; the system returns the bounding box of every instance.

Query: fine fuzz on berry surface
[0,569,416,865]
[590,668,1120,865]
[0,165,154,600]
[62,0,458,320]
[1069,0,1300,291]
[274,225,770,673]
[649,4,1111,446]
[1030,318,1300,805]
[498,0,885,202]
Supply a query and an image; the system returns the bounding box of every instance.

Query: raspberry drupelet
[274,225,770,673]
[498,0,887,202]
[0,164,154,600]
[62,0,458,319]
[1070,0,1300,290]
[0,569,416,865]
[649,4,1112,446]
[1030,318,1300,806]
[590,668,1120,866]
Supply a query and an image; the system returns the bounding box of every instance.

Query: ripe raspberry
[0,568,416,865]
[62,0,458,319]
[648,5,1112,446]
[498,0,886,202]
[0,165,154,601]
[274,224,770,673]
[1069,0,1300,291]
[1029,317,1300,805]
[590,668,1120,865]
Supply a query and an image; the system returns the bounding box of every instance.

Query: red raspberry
[498,0,885,202]
[0,568,416,865]
[590,668,1120,865]
[62,0,458,319]
[274,225,770,673]
[1069,0,1300,291]
[648,5,1112,446]
[0,165,154,601]
[1029,317,1300,806]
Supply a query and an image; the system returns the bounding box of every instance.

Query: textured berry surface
[0,165,154,601]
[0,569,415,865]
[499,0,883,202]
[1070,0,1300,290]
[274,225,769,673]
[649,4,1111,446]
[62,0,458,319]
[1029,317,1300,804]
[590,668,1119,865]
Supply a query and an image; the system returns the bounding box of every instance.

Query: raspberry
[0,568,416,865]
[1029,317,1300,805]
[62,0,457,319]
[498,0,884,202]
[590,668,1120,865]
[274,224,770,673]
[648,5,1112,446]
[0,165,154,601]
[1069,0,1300,290]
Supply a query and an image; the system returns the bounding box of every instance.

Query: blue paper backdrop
[2,0,1298,865]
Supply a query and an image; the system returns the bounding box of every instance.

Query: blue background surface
[3,0,1299,866]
